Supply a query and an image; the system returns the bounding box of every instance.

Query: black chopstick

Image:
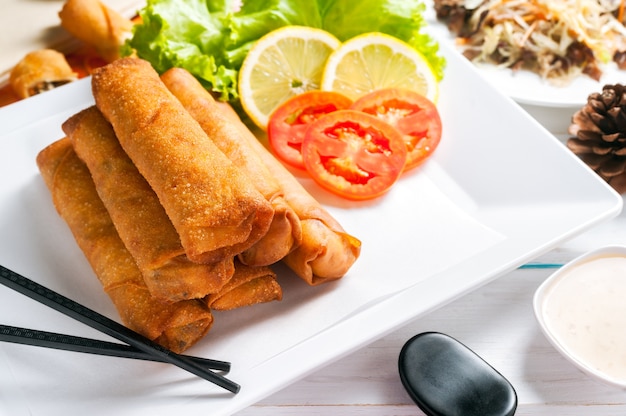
[0,265,240,393]
[0,324,230,371]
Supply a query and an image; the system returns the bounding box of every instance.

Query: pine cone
[567,84,626,194]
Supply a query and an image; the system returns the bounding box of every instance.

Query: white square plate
[0,37,621,415]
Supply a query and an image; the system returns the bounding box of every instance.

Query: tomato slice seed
[351,88,442,171]
[302,110,407,200]
[268,90,353,169]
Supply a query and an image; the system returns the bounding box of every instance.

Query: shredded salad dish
[434,0,626,85]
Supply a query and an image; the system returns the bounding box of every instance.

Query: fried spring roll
[160,68,302,267]
[36,138,213,353]
[214,102,362,285]
[58,0,133,62]
[64,106,234,303]
[9,49,78,99]
[91,58,274,264]
[206,260,282,311]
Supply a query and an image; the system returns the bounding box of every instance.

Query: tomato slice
[302,110,407,200]
[351,88,442,171]
[268,90,353,169]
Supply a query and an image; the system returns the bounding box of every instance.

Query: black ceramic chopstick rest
[398,332,517,416]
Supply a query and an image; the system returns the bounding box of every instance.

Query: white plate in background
[469,62,624,108]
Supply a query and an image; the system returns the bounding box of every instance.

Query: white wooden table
[237,104,626,415]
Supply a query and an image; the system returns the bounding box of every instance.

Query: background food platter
[0,0,142,78]
[423,0,626,108]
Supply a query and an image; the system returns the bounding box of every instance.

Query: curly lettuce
[124,0,445,102]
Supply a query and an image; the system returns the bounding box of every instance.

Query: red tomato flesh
[351,88,442,171]
[268,90,353,169]
[302,110,407,200]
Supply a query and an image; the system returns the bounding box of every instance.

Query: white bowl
[534,245,626,389]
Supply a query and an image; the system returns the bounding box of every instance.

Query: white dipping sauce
[543,255,626,382]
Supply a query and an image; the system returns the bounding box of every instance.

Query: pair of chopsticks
[0,265,240,394]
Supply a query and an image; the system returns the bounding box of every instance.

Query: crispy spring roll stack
[63,106,234,303]
[161,68,302,267]
[36,138,213,353]
[215,102,362,285]
[206,260,282,311]
[91,58,274,264]
[58,0,134,62]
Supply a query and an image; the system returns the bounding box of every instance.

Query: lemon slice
[238,26,341,130]
[321,32,439,102]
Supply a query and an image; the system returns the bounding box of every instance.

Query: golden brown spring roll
[64,106,234,303]
[91,57,274,264]
[206,260,282,311]
[58,0,134,62]
[160,67,302,267]
[9,49,78,99]
[215,102,362,285]
[36,138,213,353]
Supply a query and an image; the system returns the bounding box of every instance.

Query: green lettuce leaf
[125,0,445,102]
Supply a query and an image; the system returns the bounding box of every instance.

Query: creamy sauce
[543,255,626,382]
